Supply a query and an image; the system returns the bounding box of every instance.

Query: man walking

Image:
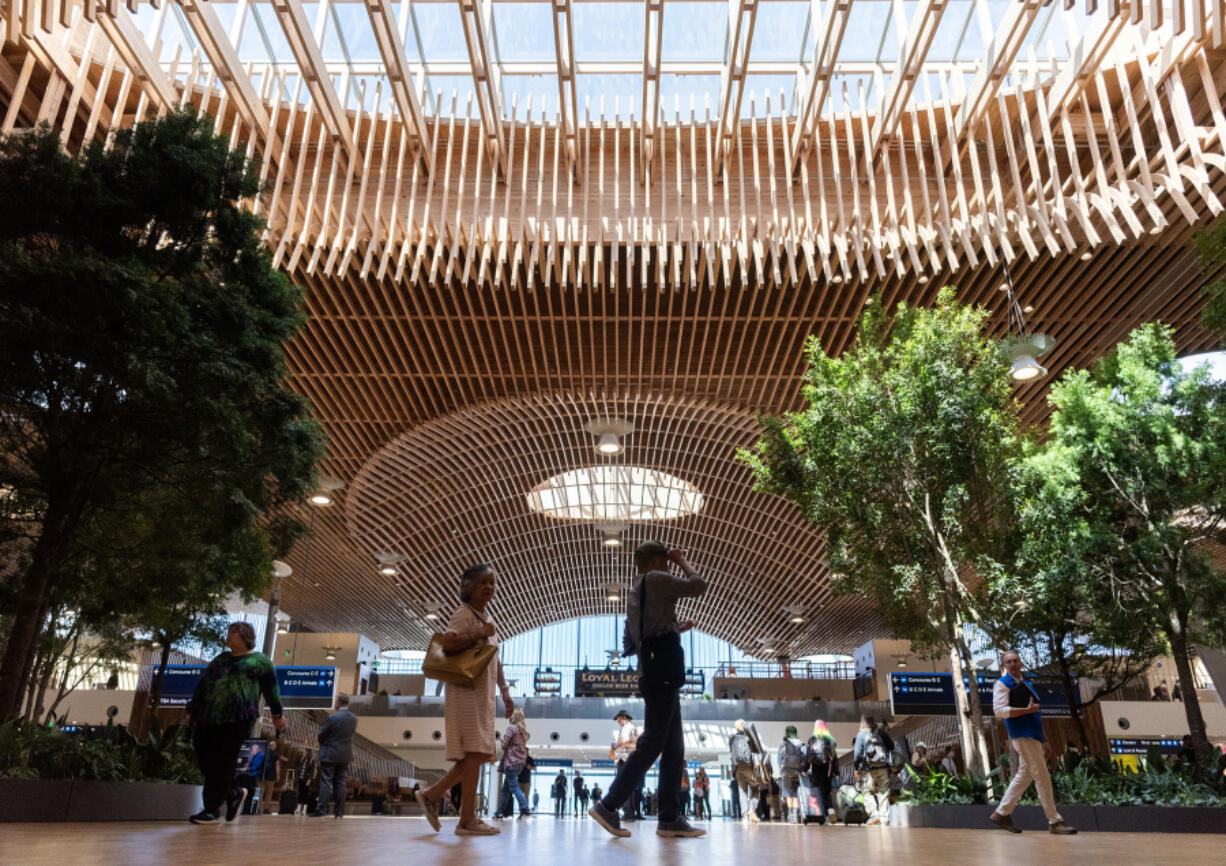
[989,651,1076,835]
[609,709,641,820]
[552,770,566,818]
[589,542,708,839]
[310,693,358,819]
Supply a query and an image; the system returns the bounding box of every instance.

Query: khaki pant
[260,779,278,813]
[996,737,1062,824]
[856,767,891,822]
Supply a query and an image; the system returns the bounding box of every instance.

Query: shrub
[0,718,202,784]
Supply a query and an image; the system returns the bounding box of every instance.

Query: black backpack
[782,739,805,771]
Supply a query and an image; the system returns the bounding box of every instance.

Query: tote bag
[422,633,497,688]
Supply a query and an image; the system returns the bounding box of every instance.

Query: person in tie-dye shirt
[185,621,284,824]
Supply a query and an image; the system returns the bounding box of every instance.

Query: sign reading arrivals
[889,672,1076,717]
[154,665,338,709]
[574,668,640,697]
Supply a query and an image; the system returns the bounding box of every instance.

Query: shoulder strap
[638,574,647,646]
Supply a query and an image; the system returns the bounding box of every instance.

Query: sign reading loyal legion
[574,668,640,697]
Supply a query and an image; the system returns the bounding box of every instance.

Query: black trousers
[602,679,684,823]
[317,762,349,816]
[615,759,643,817]
[192,721,250,813]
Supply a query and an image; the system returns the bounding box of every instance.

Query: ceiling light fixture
[374,551,406,576]
[785,605,806,624]
[596,522,627,548]
[998,259,1054,383]
[604,582,622,602]
[1080,251,1093,261]
[423,604,443,622]
[586,419,634,456]
[917,275,929,284]
[309,475,345,507]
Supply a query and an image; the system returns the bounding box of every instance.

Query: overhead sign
[1109,738,1183,756]
[153,665,338,709]
[889,672,1076,717]
[533,758,574,768]
[590,759,618,768]
[575,668,640,697]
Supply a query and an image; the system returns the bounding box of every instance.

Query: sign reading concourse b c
[574,668,640,697]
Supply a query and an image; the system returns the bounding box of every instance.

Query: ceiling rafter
[870,0,948,159]
[789,0,851,177]
[551,0,579,175]
[364,0,433,174]
[715,0,759,170]
[1042,4,1128,120]
[458,0,507,176]
[178,0,279,155]
[268,0,353,153]
[95,3,179,110]
[640,0,663,180]
[953,0,1044,141]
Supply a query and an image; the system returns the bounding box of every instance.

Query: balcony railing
[713,660,856,680]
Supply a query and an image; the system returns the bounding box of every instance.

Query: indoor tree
[0,113,325,720]
[741,288,1020,775]
[1041,323,1226,770]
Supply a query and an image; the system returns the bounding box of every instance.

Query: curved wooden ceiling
[3,1,1225,653]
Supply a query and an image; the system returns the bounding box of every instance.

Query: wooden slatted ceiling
[3,2,1226,654]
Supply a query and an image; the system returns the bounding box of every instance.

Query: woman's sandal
[455,819,500,836]
[415,790,441,832]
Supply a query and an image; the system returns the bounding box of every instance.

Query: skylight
[526,466,704,523]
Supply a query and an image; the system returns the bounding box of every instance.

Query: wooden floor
[1,814,1220,866]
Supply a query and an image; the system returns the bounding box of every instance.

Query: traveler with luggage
[806,719,838,822]
[853,715,892,825]
[777,726,806,824]
[729,719,760,824]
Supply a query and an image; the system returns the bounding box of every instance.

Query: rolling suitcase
[836,784,868,825]
[278,787,298,814]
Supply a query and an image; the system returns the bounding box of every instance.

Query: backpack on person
[782,739,805,772]
[864,730,889,768]
[730,731,754,767]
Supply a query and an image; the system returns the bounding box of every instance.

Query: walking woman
[498,709,534,819]
[184,621,285,824]
[806,719,837,822]
[416,564,515,836]
[693,767,711,820]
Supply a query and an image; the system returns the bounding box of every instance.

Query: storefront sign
[574,668,640,697]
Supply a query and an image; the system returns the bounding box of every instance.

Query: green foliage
[0,718,202,784]
[1197,217,1226,338]
[0,113,326,717]
[902,758,1226,808]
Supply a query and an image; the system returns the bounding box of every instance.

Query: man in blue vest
[989,650,1076,835]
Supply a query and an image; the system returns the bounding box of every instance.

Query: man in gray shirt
[589,542,707,840]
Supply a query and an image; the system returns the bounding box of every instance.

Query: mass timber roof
[3,0,1226,655]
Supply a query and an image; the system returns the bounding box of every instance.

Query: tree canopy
[0,112,325,719]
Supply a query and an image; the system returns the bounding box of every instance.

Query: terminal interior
[4,0,1226,863]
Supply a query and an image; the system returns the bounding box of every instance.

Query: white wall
[273,632,380,696]
[55,690,137,725]
[1102,700,1226,739]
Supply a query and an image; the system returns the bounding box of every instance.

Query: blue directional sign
[889,672,1076,717]
[1109,737,1183,756]
[154,665,338,709]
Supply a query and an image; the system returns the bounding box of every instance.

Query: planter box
[892,803,1226,833]
[0,778,202,822]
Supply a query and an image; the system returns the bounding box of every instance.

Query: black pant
[192,721,250,813]
[602,679,684,823]
[554,794,564,817]
[317,762,348,816]
[730,783,742,818]
[615,759,643,818]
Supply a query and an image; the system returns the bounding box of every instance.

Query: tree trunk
[0,502,72,720]
[1055,648,1090,753]
[148,637,173,717]
[1168,617,1210,772]
[954,631,990,777]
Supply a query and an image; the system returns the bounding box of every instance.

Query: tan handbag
[422,632,497,688]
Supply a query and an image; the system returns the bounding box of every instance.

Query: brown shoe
[1049,821,1077,835]
[990,811,1022,833]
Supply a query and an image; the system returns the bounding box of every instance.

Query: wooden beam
[95,3,179,110]
[365,0,433,174]
[551,0,579,174]
[641,0,663,180]
[458,0,507,176]
[268,0,352,153]
[870,0,948,158]
[716,0,758,169]
[789,0,851,177]
[954,0,1043,140]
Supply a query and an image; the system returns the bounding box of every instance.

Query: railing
[713,660,857,680]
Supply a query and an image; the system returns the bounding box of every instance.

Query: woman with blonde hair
[498,707,534,819]
[416,564,515,836]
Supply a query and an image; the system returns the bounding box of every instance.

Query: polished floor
[2,814,1220,866]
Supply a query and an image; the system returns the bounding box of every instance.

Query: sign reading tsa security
[889,672,1076,717]
[154,665,338,709]
[574,668,640,697]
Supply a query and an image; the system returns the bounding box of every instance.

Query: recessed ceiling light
[1080,251,1092,261]
[831,274,844,284]
[917,275,929,284]
[1023,305,1034,314]
[998,283,1009,292]
[310,476,345,507]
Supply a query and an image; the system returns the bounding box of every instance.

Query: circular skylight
[526,466,703,522]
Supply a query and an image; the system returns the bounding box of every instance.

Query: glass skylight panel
[329,3,383,64]
[926,0,973,62]
[410,2,470,63]
[837,1,892,63]
[572,3,644,63]
[658,75,721,119]
[661,1,727,63]
[576,75,642,120]
[526,466,703,522]
[238,5,295,66]
[492,3,557,63]
[501,75,561,119]
[749,1,809,62]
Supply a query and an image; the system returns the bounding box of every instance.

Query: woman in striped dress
[416,563,515,836]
